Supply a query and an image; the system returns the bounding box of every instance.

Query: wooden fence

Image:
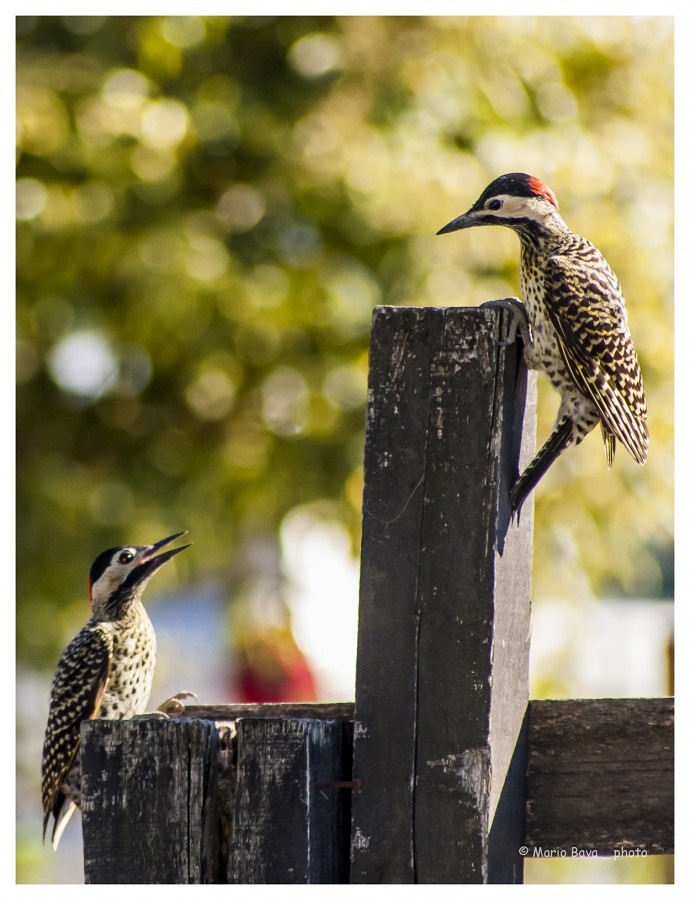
[81,306,673,883]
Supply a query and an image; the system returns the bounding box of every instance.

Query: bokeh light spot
[141,98,189,149]
[262,367,309,436]
[16,178,48,221]
[288,33,342,78]
[47,329,118,399]
[217,184,266,232]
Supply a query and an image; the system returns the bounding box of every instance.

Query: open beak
[436,210,474,235]
[134,532,191,584]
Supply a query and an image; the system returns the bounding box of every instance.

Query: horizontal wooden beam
[525,698,674,855]
[81,698,673,882]
[182,697,674,857]
[182,702,354,721]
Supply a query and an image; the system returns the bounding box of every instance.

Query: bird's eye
[118,550,135,565]
[486,198,503,211]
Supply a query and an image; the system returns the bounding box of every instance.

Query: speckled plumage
[41,605,155,841]
[42,534,188,849]
[438,173,648,513]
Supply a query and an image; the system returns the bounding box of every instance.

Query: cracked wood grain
[350,306,536,884]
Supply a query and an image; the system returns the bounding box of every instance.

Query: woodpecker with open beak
[41,532,191,850]
[438,173,648,515]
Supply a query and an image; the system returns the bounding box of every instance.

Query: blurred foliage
[17,15,673,670]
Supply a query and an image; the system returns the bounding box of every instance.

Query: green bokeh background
[16,15,673,884]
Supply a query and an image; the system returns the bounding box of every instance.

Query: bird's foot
[508,479,525,525]
[481,297,530,347]
[156,691,197,718]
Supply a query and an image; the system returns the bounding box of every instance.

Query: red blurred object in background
[232,623,318,702]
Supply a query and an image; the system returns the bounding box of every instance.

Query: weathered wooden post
[349,305,536,883]
[81,704,354,884]
[230,717,346,883]
[81,717,233,884]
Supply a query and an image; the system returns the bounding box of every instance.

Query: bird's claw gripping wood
[439,172,648,513]
[156,691,198,718]
[119,692,197,719]
[481,297,531,347]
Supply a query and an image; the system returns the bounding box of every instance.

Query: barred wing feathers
[544,248,648,466]
[41,624,112,840]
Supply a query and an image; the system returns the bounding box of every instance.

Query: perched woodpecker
[438,172,648,515]
[41,532,190,849]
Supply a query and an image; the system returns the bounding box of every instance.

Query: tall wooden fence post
[350,305,537,883]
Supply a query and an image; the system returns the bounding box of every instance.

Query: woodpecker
[41,532,191,850]
[438,172,648,515]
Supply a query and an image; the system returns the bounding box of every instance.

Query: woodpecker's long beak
[134,532,191,585]
[437,210,475,235]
